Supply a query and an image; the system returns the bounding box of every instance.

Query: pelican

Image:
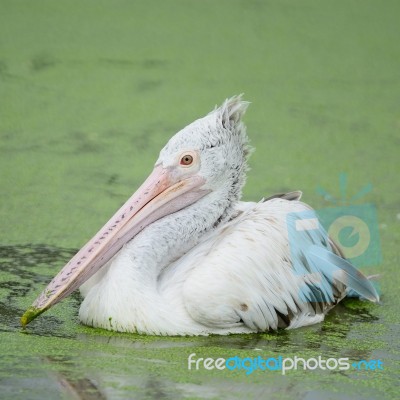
[21,96,379,335]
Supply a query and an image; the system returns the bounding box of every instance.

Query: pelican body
[21,96,379,335]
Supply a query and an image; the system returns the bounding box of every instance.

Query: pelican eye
[180,154,194,166]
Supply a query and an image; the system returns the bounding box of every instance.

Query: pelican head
[158,95,250,196]
[21,95,251,326]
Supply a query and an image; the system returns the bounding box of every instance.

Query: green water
[1,1,399,399]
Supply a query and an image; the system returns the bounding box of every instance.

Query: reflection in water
[0,244,387,399]
[43,356,107,400]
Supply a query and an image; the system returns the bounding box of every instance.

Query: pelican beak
[21,165,208,327]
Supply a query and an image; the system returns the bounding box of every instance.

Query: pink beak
[21,165,207,326]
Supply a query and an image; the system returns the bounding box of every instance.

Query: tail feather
[308,245,380,303]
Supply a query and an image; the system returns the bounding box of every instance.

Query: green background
[1,1,399,399]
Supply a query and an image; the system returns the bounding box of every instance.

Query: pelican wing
[263,190,303,202]
[178,197,379,332]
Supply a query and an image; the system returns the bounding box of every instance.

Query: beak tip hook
[20,306,44,328]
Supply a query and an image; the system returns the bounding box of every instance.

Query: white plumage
[22,96,379,335]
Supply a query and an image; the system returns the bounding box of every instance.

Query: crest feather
[212,95,250,129]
